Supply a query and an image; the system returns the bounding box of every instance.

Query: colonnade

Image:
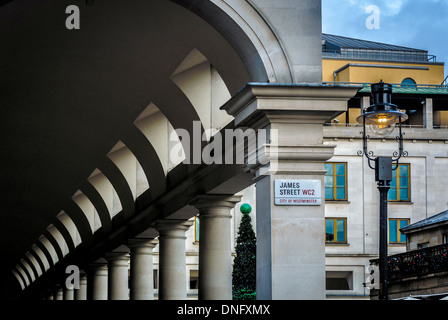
[45,195,242,300]
[42,84,359,301]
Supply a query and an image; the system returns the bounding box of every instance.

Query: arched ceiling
[0,0,273,298]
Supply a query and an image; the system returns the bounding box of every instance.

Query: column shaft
[54,288,63,300]
[128,239,158,300]
[424,98,433,129]
[75,275,87,300]
[63,287,74,300]
[155,220,193,300]
[89,263,108,300]
[106,253,130,300]
[191,195,242,300]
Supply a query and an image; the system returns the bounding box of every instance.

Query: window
[325,163,347,201]
[189,270,199,289]
[418,242,429,249]
[153,269,158,289]
[389,218,409,244]
[326,271,353,290]
[326,218,347,243]
[401,78,416,87]
[389,164,410,201]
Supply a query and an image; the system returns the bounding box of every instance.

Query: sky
[321,0,448,82]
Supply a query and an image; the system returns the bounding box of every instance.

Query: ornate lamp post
[357,81,408,300]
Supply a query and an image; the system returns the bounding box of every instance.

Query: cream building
[163,35,448,301]
[321,34,447,299]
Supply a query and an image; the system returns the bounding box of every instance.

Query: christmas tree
[232,203,256,300]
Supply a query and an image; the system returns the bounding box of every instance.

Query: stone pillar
[54,287,63,300]
[63,287,74,300]
[190,195,242,300]
[426,155,436,217]
[88,262,108,300]
[106,252,130,300]
[221,83,360,300]
[75,273,87,300]
[424,98,433,129]
[154,220,193,300]
[127,238,158,300]
[362,95,371,111]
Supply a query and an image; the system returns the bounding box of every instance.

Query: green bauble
[240,203,252,215]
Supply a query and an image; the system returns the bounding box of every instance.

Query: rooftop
[322,33,426,52]
[401,210,448,233]
[321,82,448,95]
[322,33,436,63]
[358,84,448,95]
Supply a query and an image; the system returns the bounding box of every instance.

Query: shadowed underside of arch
[0,0,302,298]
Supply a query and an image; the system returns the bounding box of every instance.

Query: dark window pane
[388,188,397,201]
[399,188,409,201]
[399,176,409,188]
[390,220,397,242]
[337,220,345,242]
[325,176,333,188]
[399,164,409,177]
[325,164,333,175]
[326,188,334,200]
[336,164,345,176]
[336,188,346,200]
[336,176,345,188]
[399,220,409,243]
[326,219,334,242]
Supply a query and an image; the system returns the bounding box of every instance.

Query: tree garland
[232,203,256,300]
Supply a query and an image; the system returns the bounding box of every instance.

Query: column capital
[154,219,193,234]
[88,260,108,272]
[221,83,362,128]
[127,238,159,254]
[105,252,130,267]
[221,83,360,180]
[127,238,158,248]
[190,194,242,211]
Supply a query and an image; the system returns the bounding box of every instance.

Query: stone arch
[2,0,318,294]
[172,0,292,84]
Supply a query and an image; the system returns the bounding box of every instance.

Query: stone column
[424,98,433,129]
[154,220,193,300]
[63,287,74,300]
[221,83,360,300]
[362,95,371,111]
[88,262,108,300]
[75,273,87,300]
[190,195,242,300]
[127,238,158,300]
[54,287,63,300]
[106,252,130,300]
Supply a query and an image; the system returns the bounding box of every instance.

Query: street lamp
[357,81,408,301]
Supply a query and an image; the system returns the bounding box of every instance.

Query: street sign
[274,180,321,206]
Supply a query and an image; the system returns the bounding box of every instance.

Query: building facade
[149,34,448,300]
[322,34,447,299]
[4,1,446,301]
[369,211,448,300]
